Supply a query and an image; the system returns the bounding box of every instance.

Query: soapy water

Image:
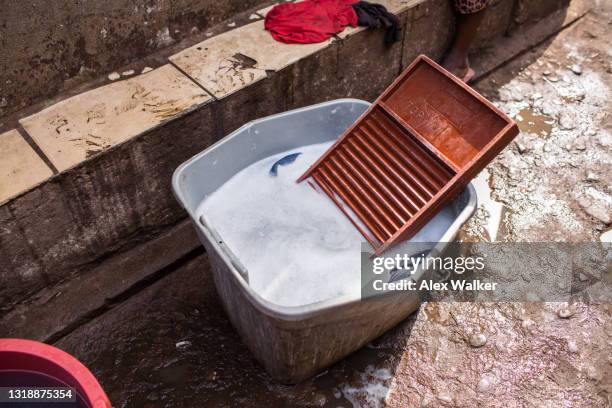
[340,365,393,408]
[199,142,363,307]
[198,142,459,307]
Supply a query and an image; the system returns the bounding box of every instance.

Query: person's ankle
[443,49,467,69]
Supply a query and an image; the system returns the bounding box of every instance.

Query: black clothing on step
[352,1,401,44]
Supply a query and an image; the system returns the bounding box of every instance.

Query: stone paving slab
[19,65,212,172]
[170,20,333,99]
[334,24,368,40]
[255,3,280,17]
[1,97,215,313]
[0,219,201,342]
[0,129,53,203]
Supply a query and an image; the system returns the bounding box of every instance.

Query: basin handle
[199,214,249,283]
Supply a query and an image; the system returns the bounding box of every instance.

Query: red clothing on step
[265,0,358,44]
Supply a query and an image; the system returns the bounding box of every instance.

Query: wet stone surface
[56,254,612,407]
[465,8,612,244]
[56,256,405,408]
[56,5,612,408]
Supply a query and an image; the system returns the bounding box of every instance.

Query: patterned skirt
[454,0,491,14]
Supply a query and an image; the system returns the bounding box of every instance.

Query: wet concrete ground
[56,5,611,408]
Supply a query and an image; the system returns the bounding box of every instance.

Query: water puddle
[340,365,393,408]
[515,108,553,137]
[472,169,505,241]
[310,341,398,408]
[424,302,442,322]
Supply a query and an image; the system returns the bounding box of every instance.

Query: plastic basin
[172,99,477,383]
[0,338,111,408]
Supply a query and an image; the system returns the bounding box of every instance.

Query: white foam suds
[197,142,460,307]
[198,142,363,307]
[341,365,393,408]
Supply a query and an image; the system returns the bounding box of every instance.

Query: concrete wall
[0,0,270,118]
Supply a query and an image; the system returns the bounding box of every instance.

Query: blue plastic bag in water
[269,153,302,176]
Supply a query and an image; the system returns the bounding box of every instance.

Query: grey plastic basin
[172,99,477,383]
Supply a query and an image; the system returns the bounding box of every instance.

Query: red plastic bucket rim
[0,338,111,408]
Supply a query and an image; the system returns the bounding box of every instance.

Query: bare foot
[463,66,475,83]
[442,52,475,83]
